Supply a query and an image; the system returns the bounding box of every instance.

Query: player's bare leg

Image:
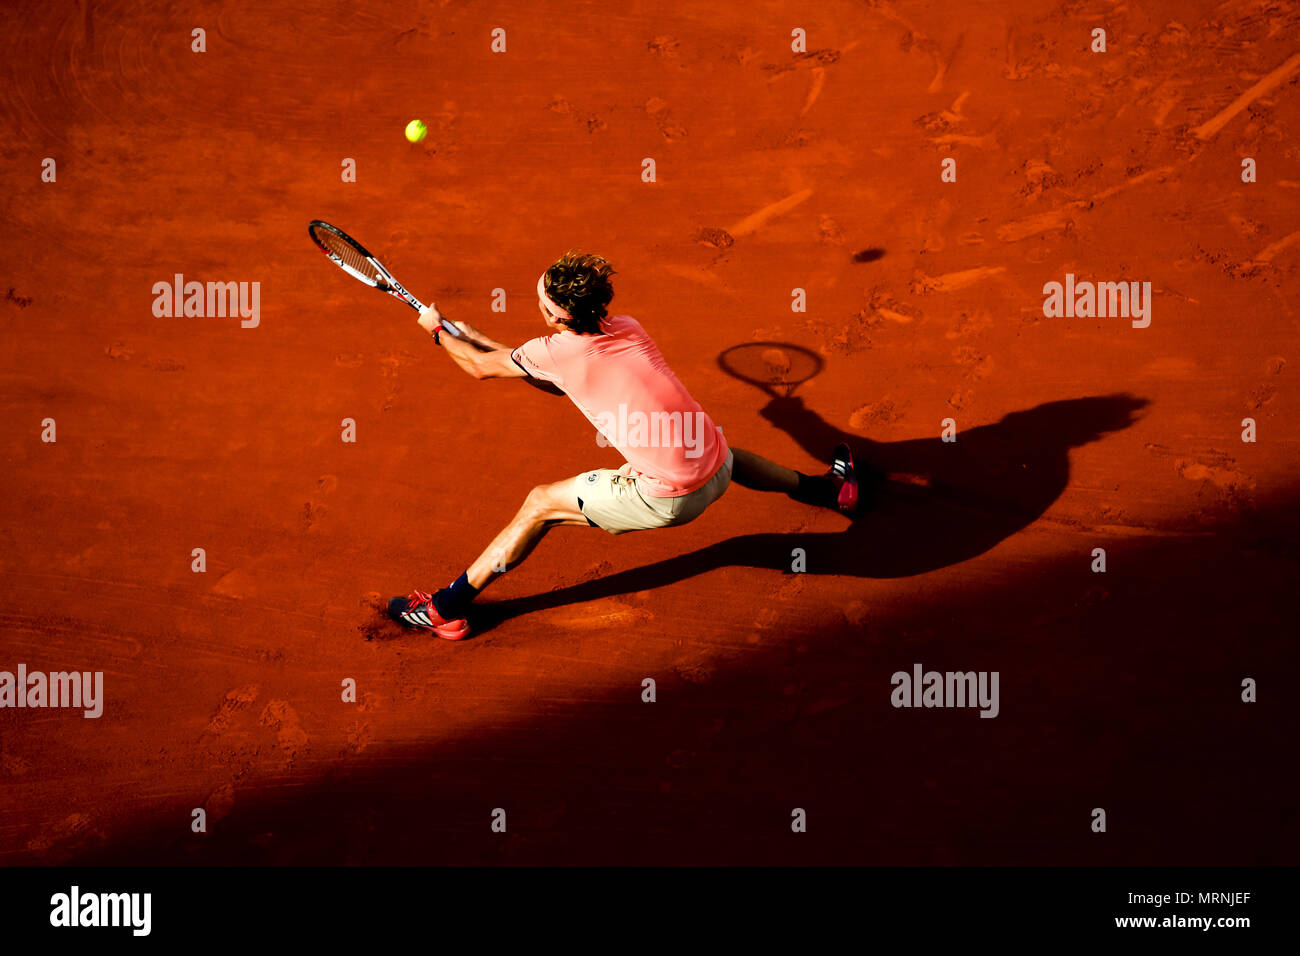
[731,447,800,493]
[389,478,589,639]
[732,444,860,513]
[465,479,590,589]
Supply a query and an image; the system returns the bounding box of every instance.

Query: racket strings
[334,239,376,280]
[314,226,379,284]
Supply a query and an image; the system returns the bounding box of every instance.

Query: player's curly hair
[543,252,616,334]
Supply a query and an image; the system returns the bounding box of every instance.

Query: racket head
[308,219,463,335]
[308,220,386,288]
[717,341,823,397]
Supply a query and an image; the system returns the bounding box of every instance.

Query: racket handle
[418,304,464,339]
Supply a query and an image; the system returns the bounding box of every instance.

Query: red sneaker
[828,442,859,515]
[388,589,471,640]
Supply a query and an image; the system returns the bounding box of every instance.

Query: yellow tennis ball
[404,119,428,143]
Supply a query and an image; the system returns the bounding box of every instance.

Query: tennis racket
[307,220,465,339]
[717,341,823,398]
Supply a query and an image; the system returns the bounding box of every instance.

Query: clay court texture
[1,0,1296,865]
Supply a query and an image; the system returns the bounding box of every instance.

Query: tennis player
[389,253,858,639]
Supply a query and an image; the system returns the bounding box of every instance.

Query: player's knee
[521,484,552,519]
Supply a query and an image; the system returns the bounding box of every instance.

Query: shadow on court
[53,479,1296,866]
[473,392,1149,631]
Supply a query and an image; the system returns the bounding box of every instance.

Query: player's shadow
[474,392,1148,631]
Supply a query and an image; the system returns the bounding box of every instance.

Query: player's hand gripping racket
[717,341,823,398]
[307,220,465,339]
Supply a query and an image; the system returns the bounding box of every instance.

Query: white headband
[537,274,572,321]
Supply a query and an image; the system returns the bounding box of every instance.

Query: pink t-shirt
[511,315,729,497]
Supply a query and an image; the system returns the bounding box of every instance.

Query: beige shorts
[574,450,734,535]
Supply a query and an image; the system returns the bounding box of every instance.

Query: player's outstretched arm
[417,305,525,380]
[449,319,510,352]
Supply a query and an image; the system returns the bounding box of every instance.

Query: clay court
[1,0,1296,866]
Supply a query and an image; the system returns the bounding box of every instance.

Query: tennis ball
[404,119,428,143]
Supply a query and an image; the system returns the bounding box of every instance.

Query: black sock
[433,572,480,620]
[790,472,837,508]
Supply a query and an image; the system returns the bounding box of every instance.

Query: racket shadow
[472,392,1150,634]
[717,341,823,398]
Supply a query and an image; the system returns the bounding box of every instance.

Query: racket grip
[418,304,463,339]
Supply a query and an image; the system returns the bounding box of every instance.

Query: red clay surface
[1,1,1297,865]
